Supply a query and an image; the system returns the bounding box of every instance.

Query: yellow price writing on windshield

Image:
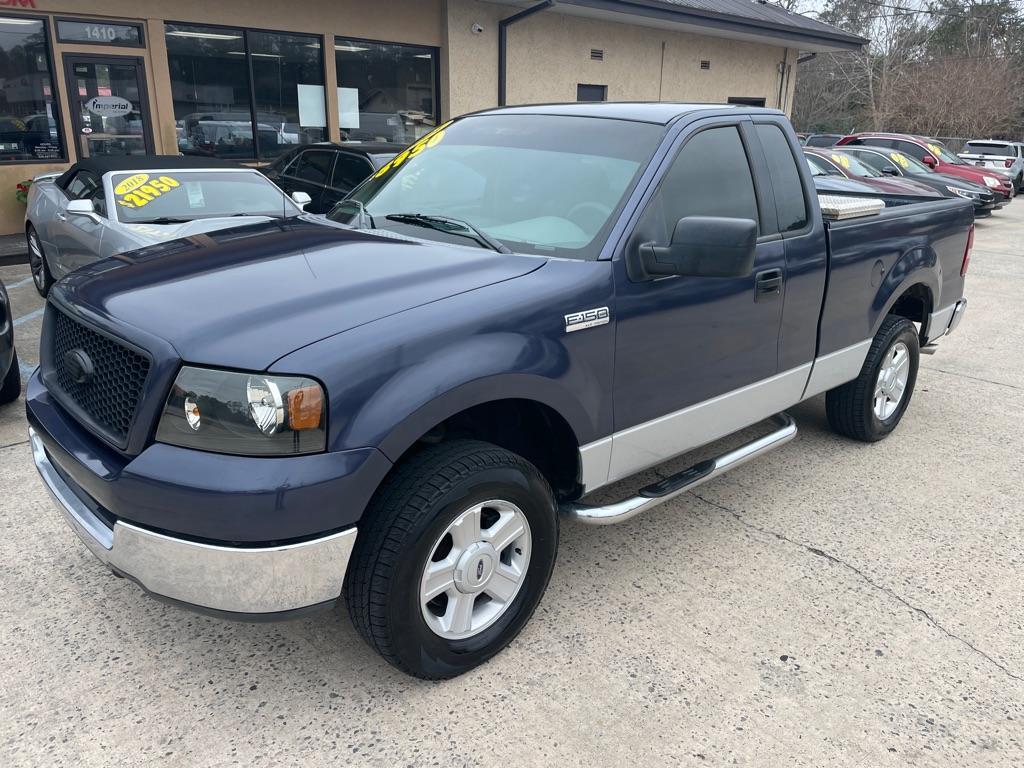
[116,175,181,208]
[889,152,910,169]
[927,143,943,157]
[831,153,851,170]
[373,120,454,180]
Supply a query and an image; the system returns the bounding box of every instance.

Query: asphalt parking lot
[1,204,1022,767]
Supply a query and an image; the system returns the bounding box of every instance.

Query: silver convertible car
[25,156,311,297]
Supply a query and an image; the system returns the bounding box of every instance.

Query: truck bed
[819,197,973,356]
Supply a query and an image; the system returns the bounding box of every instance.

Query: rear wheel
[345,439,558,679]
[27,226,53,298]
[0,347,21,405]
[826,315,919,442]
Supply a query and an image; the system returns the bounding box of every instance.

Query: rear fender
[872,246,938,336]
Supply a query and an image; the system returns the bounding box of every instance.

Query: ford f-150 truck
[27,104,972,679]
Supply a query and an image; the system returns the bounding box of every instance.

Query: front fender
[353,335,594,463]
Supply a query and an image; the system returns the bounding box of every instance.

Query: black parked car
[0,278,20,404]
[262,142,404,214]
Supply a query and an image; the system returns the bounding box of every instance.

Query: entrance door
[64,55,154,158]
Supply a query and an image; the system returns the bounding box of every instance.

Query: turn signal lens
[287,385,324,431]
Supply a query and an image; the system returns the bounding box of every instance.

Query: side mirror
[66,198,98,219]
[922,155,937,168]
[881,166,899,176]
[291,191,312,210]
[636,216,757,280]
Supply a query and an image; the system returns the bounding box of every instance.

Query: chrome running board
[561,413,797,525]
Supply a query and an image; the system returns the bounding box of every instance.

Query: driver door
[608,119,792,481]
[52,171,107,276]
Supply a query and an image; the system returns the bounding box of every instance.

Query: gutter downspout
[499,0,555,106]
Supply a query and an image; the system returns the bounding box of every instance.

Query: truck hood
[118,215,280,246]
[58,219,546,370]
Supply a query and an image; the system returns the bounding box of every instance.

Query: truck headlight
[982,176,1000,188]
[156,366,326,456]
[946,186,978,199]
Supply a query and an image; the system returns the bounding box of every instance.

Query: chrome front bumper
[30,427,357,616]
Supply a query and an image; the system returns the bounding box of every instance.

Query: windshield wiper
[131,216,191,224]
[385,213,511,254]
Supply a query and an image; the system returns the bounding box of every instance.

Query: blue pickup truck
[26,104,972,679]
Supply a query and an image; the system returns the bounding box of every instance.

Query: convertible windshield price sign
[114,174,181,208]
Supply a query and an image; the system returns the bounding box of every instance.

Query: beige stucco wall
[443,0,793,118]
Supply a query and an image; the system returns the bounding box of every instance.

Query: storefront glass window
[0,16,64,162]
[335,38,436,144]
[249,31,326,160]
[166,24,325,160]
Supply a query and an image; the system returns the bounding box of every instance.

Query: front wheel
[345,439,558,679]
[826,315,919,442]
[27,225,53,298]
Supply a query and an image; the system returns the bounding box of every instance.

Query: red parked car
[836,133,1014,201]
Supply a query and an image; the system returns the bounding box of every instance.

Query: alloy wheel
[873,341,910,420]
[419,499,532,640]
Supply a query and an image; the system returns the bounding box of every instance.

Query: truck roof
[475,102,785,125]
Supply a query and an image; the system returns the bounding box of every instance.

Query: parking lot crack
[691,491,1024,684]
[0,438,28,452]
[922,366,1023,392]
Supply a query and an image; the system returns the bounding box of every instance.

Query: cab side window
[755,123,808,233]
[639,125,759,245]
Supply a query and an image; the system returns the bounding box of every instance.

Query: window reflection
[0,16,64,161]
[166,24,325,160]
[335,38,436,144]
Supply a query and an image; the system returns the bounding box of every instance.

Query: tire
[27,225,53,298]
[345,439,558,679]
[826,315,919,442]
[0,347,21,405]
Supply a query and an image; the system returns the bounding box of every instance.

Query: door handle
[56,212,67,221]
[755,268,784,301]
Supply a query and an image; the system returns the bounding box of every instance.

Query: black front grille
[51,308,151,446]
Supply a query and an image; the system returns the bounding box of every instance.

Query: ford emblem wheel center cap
[453,541,498,594]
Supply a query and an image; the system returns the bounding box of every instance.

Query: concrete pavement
[0,204,1022,767]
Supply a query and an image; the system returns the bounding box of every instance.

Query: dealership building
[0,0,863,234]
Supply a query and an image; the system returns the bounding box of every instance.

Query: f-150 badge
[564,306,610,333]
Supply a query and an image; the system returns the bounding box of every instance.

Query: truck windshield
[330,114,664,260]
[112,171,295,224]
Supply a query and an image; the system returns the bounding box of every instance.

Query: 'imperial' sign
[86,96,133,117]
[0,1,37,8]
